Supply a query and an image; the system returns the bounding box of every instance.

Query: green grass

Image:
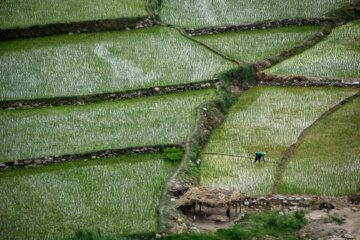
[0,27,237,101]
[264,20,360,78]
[0,0,148,29]
[200,86,357,194]
[195,26,321,63]
[0,153,178,239]
[0,89,216,162]
[59,210,307,240]
[278,96,360,196]
[159,0,353,29]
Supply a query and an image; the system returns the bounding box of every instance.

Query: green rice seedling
[200,86,357,194]
[264,20,360,78]
[159,0,353,29]
[0,0,148,29]
[0,27,237,101]
[195,26,321,63]
[278,97,360,196]
[0,89,216,162]
[0,153,178,239]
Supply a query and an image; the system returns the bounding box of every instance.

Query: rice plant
[0,0,148,29]
[200,86,357,194]
[0,89,216,162]
[278,97,360,196]
[195,26,320,63]
[159,0,353,29]
[0,27,237,101]
[264,20,360,78]
[0,153,178,239]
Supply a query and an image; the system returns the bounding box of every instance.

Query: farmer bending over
[254,152,265,163]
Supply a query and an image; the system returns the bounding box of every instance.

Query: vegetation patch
[264,20,360,78]
[200,86,357,194]
[0,0,148,29]
[195,26,321,63]
[163,148,186,163]
[278,96,360,196]
[0,89,216,162]
[0,27,237,101]
[0,153,177,239]
[159,0,353,29]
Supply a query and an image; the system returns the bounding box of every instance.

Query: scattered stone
[344,233,354,239]
[190,227,200,234]
[155,233,162,238]
[289,206,298,211]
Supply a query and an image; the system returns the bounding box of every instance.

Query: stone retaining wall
[0,144,180,172]
[1,82,214,111]
[186,17,327,36]
[0,16,154,41]
[258,81,359,88]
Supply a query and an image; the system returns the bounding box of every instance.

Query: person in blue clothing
[254,152,265,163]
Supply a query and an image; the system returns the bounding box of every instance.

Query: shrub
[163,148,185,162]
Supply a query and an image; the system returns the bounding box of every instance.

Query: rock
[279,212,284,215]
[6,107,15,110]
[306,210,328,221]
[125,27,130,31]
[181,223,187,228]
[351,207,359,212]
[14,161,19,166]
[190,227,200,234]
[155,233,162,238]
[289,206,298,211]
[135,23,144,29]
[0,163,6,167]
[344,233,354,239]
[109,93,116,97]
[154,87,160,92]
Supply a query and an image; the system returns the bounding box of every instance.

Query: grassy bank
[195,26,321,63]
[200,86,357,194]
[0,89,216,162]
[0,27,236,101]
[0,0,147,29]
[0,153,178,239]
[278,96,360,196]
[264,20,360,78]
[159,0,353,29]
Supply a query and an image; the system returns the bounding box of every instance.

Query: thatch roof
[175,187,242,208]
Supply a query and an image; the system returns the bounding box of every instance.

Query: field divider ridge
[0,15,154,41]
[0,81,216,111]
[271,89,360,194]
[158,64,258,231]
[187,17,327,37]
[0,144,180,172]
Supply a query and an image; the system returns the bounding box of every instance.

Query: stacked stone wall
[187,18,327,36]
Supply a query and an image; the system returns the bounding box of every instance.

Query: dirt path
[271,89,360,194]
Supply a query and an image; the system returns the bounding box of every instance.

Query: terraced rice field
[0,153,178,239]
[200,86,357,195]
[0,27,236,101]
[264,20,360,78]
[195,26,321,63]
[0,89,216,162]
[278,96,360,196]
[159,0,353,29]
[0,0,148,29]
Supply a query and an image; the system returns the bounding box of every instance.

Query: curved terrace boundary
[0,16,153,42]
[0,81,215,111]
[271,89,360,194]
[0,144,180,172]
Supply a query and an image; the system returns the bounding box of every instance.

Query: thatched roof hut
[175,187,242,208]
